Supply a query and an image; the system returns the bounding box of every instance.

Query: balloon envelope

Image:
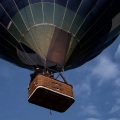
[0,0,120,72]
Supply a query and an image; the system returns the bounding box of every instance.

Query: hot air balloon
[0,0,120,112]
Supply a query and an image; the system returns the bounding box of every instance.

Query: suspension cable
[60,0,70,28]
[22,0,47,66]
[0,3,23,36]
[0,22,38,69]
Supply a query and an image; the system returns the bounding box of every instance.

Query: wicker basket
[28,74,74,112]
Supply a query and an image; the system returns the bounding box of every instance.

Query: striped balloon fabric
[0,0,120,72]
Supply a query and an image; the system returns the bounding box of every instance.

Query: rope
[53,0,55,24]
[12,0,28,29]
[23,0,47,66]
[0,22,37,69]
[60,0,70,28]
[68,0,84,31]
[41,0,45,23]
[73,1,115,52]
[75,1,114,36]
[0,3,23,36]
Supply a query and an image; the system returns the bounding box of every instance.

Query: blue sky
[0,36,120,120]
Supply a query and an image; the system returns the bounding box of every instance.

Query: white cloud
[110,98,120,113]
[81,105,100,117]
[91,56,119,85]
[110,105,120,113]
[73,82,91,97]
[115,44,120,60]
[114,78,120,87]
[73,84,81,96]
[85,105,100,116]
[86,118,100,120]
[108,118,119,120]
